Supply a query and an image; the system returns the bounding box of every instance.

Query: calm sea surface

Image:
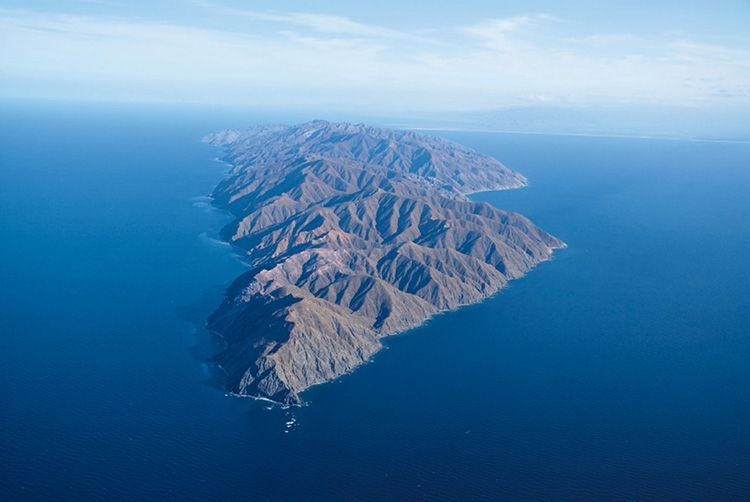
[1,104,749,501]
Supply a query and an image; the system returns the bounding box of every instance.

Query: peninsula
[203,121,565,404]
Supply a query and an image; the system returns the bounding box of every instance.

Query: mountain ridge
[203,121,565,404]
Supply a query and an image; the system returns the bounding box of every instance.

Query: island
[203,121,565,405]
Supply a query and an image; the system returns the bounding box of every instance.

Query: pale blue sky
[1,0,748,113]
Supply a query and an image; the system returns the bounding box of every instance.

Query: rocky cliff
[203,121,565,404]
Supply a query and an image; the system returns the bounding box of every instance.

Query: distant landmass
[203,121,565,404]
[385,106,750,142]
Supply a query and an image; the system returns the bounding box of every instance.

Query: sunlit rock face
[204,121,565,404]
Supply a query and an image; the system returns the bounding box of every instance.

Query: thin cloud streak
[1,7,748,110]
[192,1,432,43]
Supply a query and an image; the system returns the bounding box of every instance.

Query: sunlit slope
[204,121,564,404]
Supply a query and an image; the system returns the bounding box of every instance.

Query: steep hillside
[204,121,565,404]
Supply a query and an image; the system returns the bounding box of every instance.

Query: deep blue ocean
[1,103,749,501]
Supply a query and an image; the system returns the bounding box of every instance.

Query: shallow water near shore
[2,103,749,501]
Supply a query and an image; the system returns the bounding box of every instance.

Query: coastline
[201,121,566,404]
[206,238,566,406]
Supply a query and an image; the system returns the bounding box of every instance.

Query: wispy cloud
[1,6,748,111]
[228,11,407,39]
[192,1,426,42]
[464,14,554,52]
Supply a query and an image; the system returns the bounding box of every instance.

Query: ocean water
[1,104,749,501]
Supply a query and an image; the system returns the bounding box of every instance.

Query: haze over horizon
[3,3,750,501]
[1,0,748,121]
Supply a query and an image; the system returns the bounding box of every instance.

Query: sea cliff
[203,121,565,404]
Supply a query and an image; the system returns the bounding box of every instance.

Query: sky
[1,0,749,115]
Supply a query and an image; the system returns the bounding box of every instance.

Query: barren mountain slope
[204,121,565,404]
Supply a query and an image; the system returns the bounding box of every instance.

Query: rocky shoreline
[203,121,565,404]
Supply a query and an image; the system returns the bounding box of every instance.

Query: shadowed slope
[204,121,564,404]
